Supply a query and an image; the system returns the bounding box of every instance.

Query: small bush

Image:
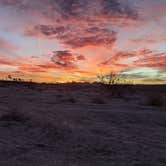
[146,96,164,107]
[0,110,29,123]
[92,97,105,104]
[62,97,77,103]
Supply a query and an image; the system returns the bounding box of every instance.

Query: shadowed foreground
[0,82,166,166]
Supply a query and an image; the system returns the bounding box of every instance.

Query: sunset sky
[0,0,165,83]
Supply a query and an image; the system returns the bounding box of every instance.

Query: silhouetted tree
[97,72,133,86]
[97,72,122,85]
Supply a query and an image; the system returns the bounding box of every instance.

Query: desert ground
[0,81,166,166]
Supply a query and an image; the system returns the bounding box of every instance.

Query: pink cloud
[99,49,166,72]
[0,38,18,51]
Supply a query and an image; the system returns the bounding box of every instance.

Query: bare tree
[98,72,134,86]
[97,72,122,85]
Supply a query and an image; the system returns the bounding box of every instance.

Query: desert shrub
[62,97,77,103]
[0,110,29,123]
[92,97,105,104]
[40,122,72,143]
[7,75,24,82]
[56,94,63,98]
[67,97,76,103]
[146,95,164,107]
[97,72,134,99]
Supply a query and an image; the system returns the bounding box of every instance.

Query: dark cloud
[53,0,138,20]
[0,0,22,7]
[25,25,65,36]
[51,50,85,69]
[25,24,117,48]
[0,0,138,20]
[77,55,86,60]
[63,31,117,48]
[1,0,138,48]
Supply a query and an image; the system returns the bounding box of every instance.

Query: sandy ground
[0,82,166,166]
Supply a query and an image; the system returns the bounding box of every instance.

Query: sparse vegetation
[92,96,106,104]
[97,72,132,86]
[0,110,30,124]
[62,96,77,103]
[0,82,165,166]
[97,72,121,86]
[146,95,164,107]
[97,72,134,99]
[7,75,24,82]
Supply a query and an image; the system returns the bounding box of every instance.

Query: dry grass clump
[146,95,164,107]
[0,110,30,123]
[92,96,106,104]
[61,96,77,103]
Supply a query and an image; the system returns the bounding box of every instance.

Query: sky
[0,0,165,84]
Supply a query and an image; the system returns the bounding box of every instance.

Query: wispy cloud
[0,38,18,52]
